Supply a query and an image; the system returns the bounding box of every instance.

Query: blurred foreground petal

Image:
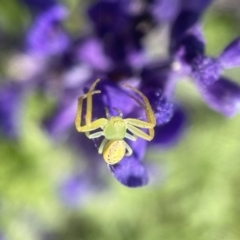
[219,37,240,69]
[198,77,240,117]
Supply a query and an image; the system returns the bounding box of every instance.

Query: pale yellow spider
[75,79,156,165]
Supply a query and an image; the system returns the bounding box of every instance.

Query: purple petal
[59,175,91,207]
[43,99,77,137]
[171,0,212,42]
[109,135,148,187]
[109,155,149,188]
[219,37,240,69]
[0,82,23,138]
[87,0,128,38]
[26,5,69,57]
[171,11,200,44]
[181,0,213,13]
[98,80,138,117]
[151,105,187,147]
[58,167,106,207]
[147,89,174,125]
[171,30,205,64]
[20,0,56,13]
[170,0,209,56]
[192,57,222,86]
[150,0,180,23]
[43,83,86,137]
[140,60,183,99]
[198,77,240,117]
[77,37,111,71]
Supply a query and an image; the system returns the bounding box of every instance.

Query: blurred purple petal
[151,0,180,23]
[219,37,240,69]
[171,11,200,44]
[0,82,23,138]
[151,105,187,147]
[198,77,240,117]
[58,167,106,207]
[43,100,77,137]
[26,5,69,57]
[59,175,91,207]
[181,0,213,13]
[77,37,111,71]
[21,0,56,13]
[87,0,128,38]
[171,0,212,42]
[140,60,174,92]
[171,30,205,64]
[192,57,222,86]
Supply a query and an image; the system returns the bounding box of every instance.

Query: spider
[75,79,156,165]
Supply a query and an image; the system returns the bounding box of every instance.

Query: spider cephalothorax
[75,79,156,164]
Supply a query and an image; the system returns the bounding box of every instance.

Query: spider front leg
[122,83,156,140]
[75,79,108,133]
[122,83,156,126]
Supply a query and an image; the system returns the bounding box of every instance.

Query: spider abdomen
[103,140,126,164]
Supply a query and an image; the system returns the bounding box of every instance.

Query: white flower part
[63,64,92,88]
[6,53,45,80]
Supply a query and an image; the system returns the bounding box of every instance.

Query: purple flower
[87,0,129,38]
[191,56,222,86]
[109,144,149,187]
[87,0,155,64]
[92,80,173,187]
[139,61,188,145]
[198,77,240,117]
[26,5,69,57]
[44,78,173,187]
[169,6,240,117]
[76,37,112,71]
[59,174,96,207]
[0,82,23,138]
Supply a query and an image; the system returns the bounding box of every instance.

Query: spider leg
[124,118,154,129]
[125,132,137,141]
[75,79,108,132]
[86,79,101,125]
[124,141,133,156]
[125,92,145,109]
[126,124,153,141]
[75,90,100,129]
[98,138,108,154]
[122,83,156,126]
[85,131,103,139]
[122,83,156,140]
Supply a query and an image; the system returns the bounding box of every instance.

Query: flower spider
[75,79,156,165]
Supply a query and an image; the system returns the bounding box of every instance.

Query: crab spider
[75,79,156,165]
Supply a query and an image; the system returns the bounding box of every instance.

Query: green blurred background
[0,1,240,240]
